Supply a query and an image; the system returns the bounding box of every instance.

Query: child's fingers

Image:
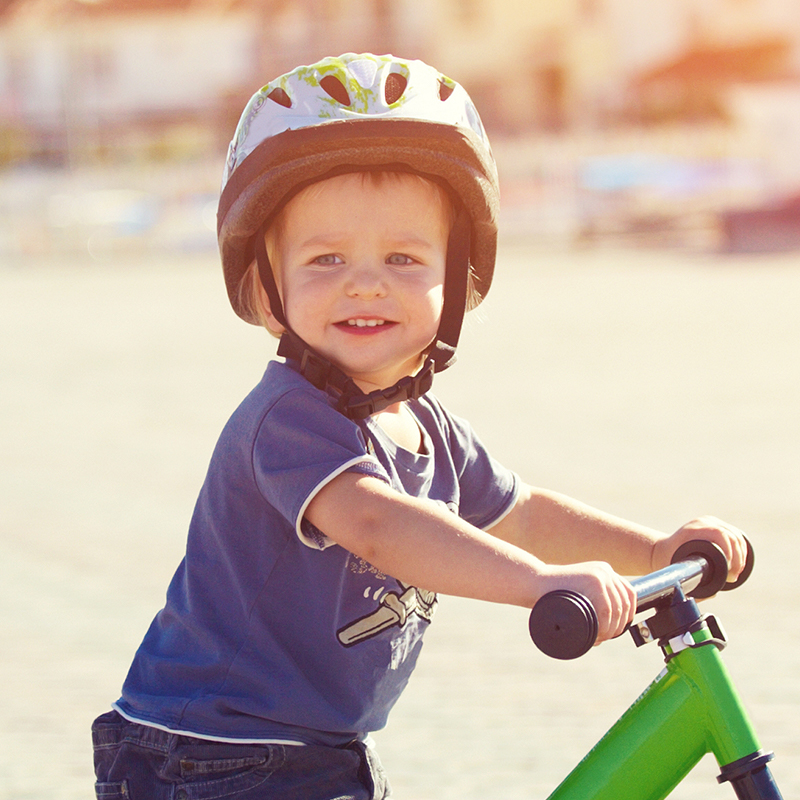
[593,571,636,643]
[610,576,636,640]
[700,518,748,581]
[713,526,745,581]
[543,562,635,644]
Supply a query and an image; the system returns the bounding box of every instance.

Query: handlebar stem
[631,558,707,613]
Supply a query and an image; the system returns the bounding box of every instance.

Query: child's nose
[345,264,388,299]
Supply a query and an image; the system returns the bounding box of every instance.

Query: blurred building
[0,0,414,164]
[2,0,800,255]
[424,0,800,132]
[1,0,800,163]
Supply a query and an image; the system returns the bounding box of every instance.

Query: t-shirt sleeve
[438,405,519,530]
[251,387,389,549]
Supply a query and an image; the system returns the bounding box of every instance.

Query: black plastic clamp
[718,750,774,784]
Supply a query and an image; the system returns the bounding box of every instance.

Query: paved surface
[1,243,798,799]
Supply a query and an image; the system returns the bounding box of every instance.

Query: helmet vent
[267,87,292,108]
[439,80,455,101]
[320,75,351,106]
[384,72,407,105]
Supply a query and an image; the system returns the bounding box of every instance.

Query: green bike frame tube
[547,628,763,800]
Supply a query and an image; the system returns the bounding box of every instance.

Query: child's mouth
[335,318,395,333]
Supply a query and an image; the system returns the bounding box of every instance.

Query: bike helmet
[217,53,499,419]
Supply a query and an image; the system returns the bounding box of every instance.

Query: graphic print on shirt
[337,558,437,647]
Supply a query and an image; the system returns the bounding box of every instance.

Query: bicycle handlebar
[529,538,754,660]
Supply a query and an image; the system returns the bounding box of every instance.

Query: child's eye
[386,253,416,267]
[312,254,343,266]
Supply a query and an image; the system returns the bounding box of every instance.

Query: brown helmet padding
[217,118,499,325]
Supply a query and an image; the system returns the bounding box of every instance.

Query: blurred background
[2,3,800,800]
[2,0,800,257]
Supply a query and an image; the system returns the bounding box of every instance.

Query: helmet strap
[254,228,288,330]
[252,208,470,420]
[429,207,471,371]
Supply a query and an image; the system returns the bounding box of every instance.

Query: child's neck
[372,403,424,454]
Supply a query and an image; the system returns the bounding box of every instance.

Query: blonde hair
[237,170,482,335]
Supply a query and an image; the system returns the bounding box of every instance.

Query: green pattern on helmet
[225,54,432,179]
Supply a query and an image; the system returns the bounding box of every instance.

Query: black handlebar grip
[528,590,599,660]
[670,539,729,598]
[670,536,755,597]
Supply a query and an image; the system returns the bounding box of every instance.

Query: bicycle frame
[530,542,783,800]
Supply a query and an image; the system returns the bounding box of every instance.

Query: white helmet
[217,53,500,418]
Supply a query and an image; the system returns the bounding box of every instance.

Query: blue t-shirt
[115,360,518,745]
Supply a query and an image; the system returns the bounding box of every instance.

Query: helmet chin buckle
[278,331,435,420]
[340,363,435,420]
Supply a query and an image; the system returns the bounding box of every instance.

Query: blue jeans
[91,711,392,799]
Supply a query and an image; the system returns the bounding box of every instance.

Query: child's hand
[652,516,748,584]
[539,562,636,644]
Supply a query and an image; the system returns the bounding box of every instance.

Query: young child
[92,53,747,800]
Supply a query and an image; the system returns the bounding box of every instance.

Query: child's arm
[306,473,636,643]
[488,484,748,582]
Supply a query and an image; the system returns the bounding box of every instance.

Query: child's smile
[266,172,451,393]
[334,316,396,334]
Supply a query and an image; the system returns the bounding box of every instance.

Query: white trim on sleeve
[482,473,521,531]
[295,455,384,549]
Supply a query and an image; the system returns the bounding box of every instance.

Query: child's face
[266,172,450,392]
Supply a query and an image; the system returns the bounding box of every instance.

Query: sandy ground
[1,241,798,799]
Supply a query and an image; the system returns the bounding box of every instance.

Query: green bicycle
[528,539,782,800]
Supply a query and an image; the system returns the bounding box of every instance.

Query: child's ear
[263,306,286,336]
